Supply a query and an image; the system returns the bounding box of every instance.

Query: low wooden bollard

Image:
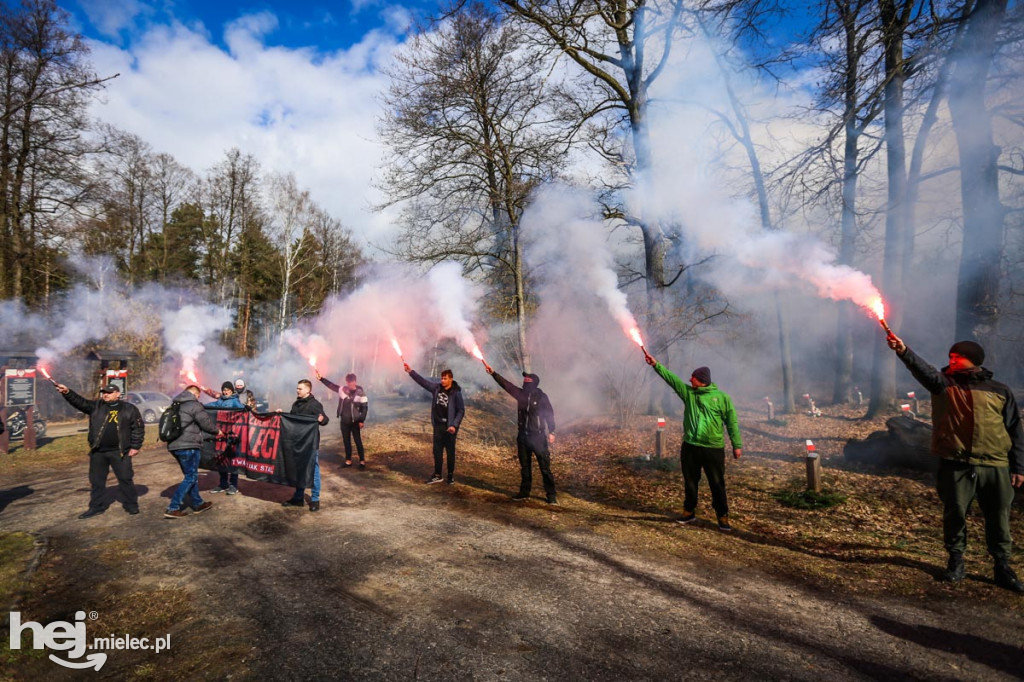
[655,417,665,460]
[805,439,821,492]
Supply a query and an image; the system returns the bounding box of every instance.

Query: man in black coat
[56,382,145,518]
[486,367,558,503]
[404,362,464,485]
[281,379,329,511]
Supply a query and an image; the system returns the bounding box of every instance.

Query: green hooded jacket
[652,363,742,449]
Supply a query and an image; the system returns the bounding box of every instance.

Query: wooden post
[655,417,665,459]
[805,439,821,492]
[22,405,36,450]
[0,406,8,455]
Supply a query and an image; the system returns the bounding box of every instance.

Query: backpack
[158,401,185,443]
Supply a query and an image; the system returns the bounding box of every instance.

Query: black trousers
[680,442,728,517]
[88,448,138,512]
[432,427,457,477]
[340,421,365,461]
[518,433,556,498]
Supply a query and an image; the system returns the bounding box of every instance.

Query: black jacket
[409,370,465,431]
[290,394,329,449]
[492,372,555,437]
[63,389,145,455]
[319,377,368,424]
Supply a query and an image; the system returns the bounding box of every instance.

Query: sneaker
[164,509,188,519]
[359,461,366,469]
[994,562,1024,593]
[426,474,443,484]
[343,460,353,468]
[446,475,455,485]
[226,485,238,495]
[546,497,558,505]
[78,509,104,519]
[281,498,305,508]
[941,553,965,583]
[512,493,529,501]
[309,501,320,512]
[125,508,140,515]
[677,512,697,525]
[209,486,227,494]
[717,515,732,532]
[191,501,213,514]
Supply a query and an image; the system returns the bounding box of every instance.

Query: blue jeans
[292,452,320,502]
[169,449,203,511]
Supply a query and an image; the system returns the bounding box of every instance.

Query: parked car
[5,409,46,440]
[124,391,173,424]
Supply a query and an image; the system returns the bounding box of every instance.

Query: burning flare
[390,338,403,358]
[869,297,885,321]
[628,327,644,348]
[308,355,318,368]
[37,365,59,386]
[471,345,485,361]
[868,296,894,336]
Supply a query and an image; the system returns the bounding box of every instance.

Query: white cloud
[85,11,403,248]
[78,0,151,38]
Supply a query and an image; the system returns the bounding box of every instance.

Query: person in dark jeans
[316,370,369,467]
[56,382,145,519]
[887,334,1024,592]
[404,363,464,484]
[644,354,743,531]
[165,385,224,518]
[486,365,558,503]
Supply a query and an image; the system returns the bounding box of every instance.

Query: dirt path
[2,427,1023,681]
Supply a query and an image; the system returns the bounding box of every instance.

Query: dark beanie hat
[691,366,711,385]
[949,340,985,366]
[221,381,234,392]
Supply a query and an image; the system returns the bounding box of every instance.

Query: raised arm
[651,362,690,401]
[408,369,437,393]
[59,387,96,415]
[491,371,524,401]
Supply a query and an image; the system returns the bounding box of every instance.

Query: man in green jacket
[888,334,1024,592]
[645,353,742,531]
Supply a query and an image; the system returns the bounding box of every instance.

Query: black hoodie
[492,371,556,437]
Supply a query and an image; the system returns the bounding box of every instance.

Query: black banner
[199,408,320,488]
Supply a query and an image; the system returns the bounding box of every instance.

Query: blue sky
[63,0,437,52]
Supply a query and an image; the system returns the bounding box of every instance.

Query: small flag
[805,439,816,452]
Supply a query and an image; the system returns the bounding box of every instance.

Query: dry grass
[370,397,1024,608]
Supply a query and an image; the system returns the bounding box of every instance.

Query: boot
[940,552,965,583]
[993,561,1024,593]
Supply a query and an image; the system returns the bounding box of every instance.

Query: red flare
[186,369,198,384]
[471,345,484,361]
[308,355,317,368]
[628,327,644,347]
[390,338,403,357]
[38,365,59,386]
[869,297,885,321]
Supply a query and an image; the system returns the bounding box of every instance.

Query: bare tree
[379,3,573,369]
[266,172,316,335]
[949,0,1013,344]
[0,0,104,302]
[495,0,691,356]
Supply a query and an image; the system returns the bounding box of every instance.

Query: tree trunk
[867,0,910,418]
[949,0,1008,346]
